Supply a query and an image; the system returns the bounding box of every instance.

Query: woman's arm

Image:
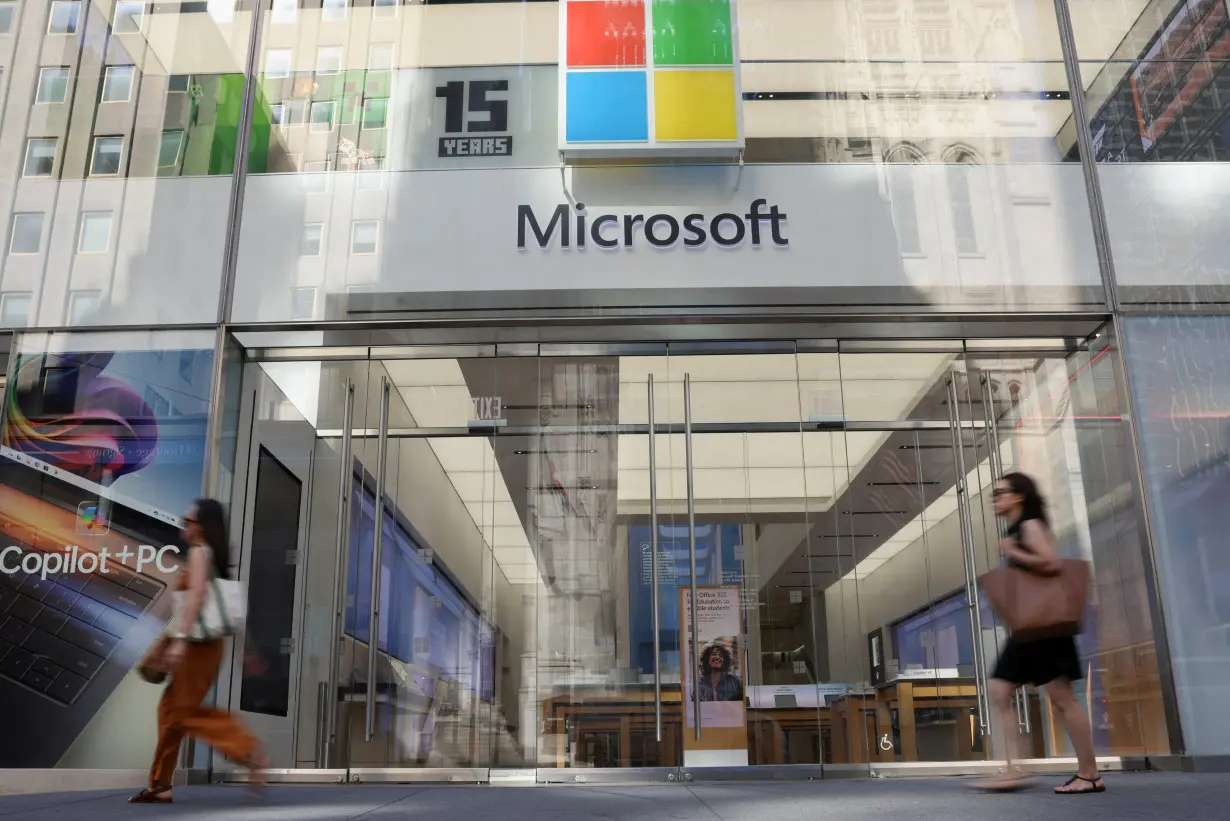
[177,546,212,631]
[1003,519,1061,573]
[166,546,212,669]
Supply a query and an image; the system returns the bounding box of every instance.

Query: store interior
[217,331,1170,772]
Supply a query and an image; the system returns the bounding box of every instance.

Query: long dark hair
[700,643,734,676]
[192,498,231,579]
[1001,471,1048,525]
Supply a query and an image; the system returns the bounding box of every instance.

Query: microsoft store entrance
[216,328,1159,782]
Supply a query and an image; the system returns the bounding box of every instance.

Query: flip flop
[1055,774,1106,795]
[127,787,173,804]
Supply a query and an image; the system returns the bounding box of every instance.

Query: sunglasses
[991,489,1014,498]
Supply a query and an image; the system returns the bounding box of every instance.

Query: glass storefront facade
[0,0,1226,779]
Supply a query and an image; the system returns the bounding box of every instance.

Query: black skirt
[991,636,1082,687]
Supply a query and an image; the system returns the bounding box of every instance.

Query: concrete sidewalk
[0,772,1221,820]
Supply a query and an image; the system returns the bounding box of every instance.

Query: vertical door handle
[947,374,992,737]
[324,379,354,767]
[364,376,391,741]
[648,374,662,744]
[684,373,701,741]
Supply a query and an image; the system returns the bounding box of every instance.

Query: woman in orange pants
[129,499,267,804]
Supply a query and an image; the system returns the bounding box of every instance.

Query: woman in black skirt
[985,472,1104,795]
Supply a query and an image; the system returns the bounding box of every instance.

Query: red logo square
[567,0,646,68]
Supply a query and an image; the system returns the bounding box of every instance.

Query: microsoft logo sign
[558,0,745,157]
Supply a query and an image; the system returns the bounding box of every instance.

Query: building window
[178,350,196,381]
[269,102,286,126]
[9,213,44,255]
[362,98,387,130]
[316,45,342,75]
[369,43,394,72]
[373,0,396,17]
[0,293,32,327]
[290,286,316,319]
[143,385,171,417]
[322,0,346,22]
[266,49,292,79]
[886,145,924,255]
[67,290,101,325]
[90,136,125,176]
[284,98,308,125]
[101,65,135,102]
[301,223,323,256]
[309,101,336,132]
[78,212,113,253]
[946,148,980,255]
[23,138,57,177]
[36,67,71,104]
[158,130,184,168]
[302,161,330,192]
[113,0,144,32]
[48,1,80,34]
[271,0,296,23]
[0,1,14,34]
[351,220,379,255]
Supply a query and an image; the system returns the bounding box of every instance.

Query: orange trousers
[149,639,260,788]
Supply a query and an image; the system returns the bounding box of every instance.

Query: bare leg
[989,678,1022,765]
[980,678,1029,789]
[1045,678,1103,792]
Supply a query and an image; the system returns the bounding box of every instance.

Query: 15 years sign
[436,79,514,158]
[389,66,557,169]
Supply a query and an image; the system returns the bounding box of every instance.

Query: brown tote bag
[979,560,1091,642]
[136,633,171,685]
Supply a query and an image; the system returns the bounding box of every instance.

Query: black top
[1004,515,1039,570]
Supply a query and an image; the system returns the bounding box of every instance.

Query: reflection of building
[0,0,1227,786]
[1082,0,1230,162]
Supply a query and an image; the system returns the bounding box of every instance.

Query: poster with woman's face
[697,638,743,702]
[680,586,746,729]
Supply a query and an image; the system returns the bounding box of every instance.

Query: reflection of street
[382,662,526,767]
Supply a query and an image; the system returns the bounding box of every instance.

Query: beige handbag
[979,560,1091,641]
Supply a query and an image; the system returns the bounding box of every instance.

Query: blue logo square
[566,71,649,143]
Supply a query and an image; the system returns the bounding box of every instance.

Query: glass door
[341,353,517,778]
[533,346,684,779]
[957,335,1169,766]
[219,354,373,772]
[812,345,992,767]
[669,343,825,775]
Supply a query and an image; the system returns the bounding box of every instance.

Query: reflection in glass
[47,0,79,34]
[1123,316,1230,755]
[8,213,43,255]
[90,136,125,177]
[77,212,113,254]
[36,68,70,104]
[23,139,57,178]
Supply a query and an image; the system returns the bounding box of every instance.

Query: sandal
[1055,774,1106,795]
[976,769,1033,793]
[127,786,173,804]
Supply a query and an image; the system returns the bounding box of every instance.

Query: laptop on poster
[0,346,208,767]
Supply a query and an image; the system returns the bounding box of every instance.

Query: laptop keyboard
[0,548,163,705]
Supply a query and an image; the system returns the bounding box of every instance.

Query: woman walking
[128,499,266,804]
[984,472,1104,795]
